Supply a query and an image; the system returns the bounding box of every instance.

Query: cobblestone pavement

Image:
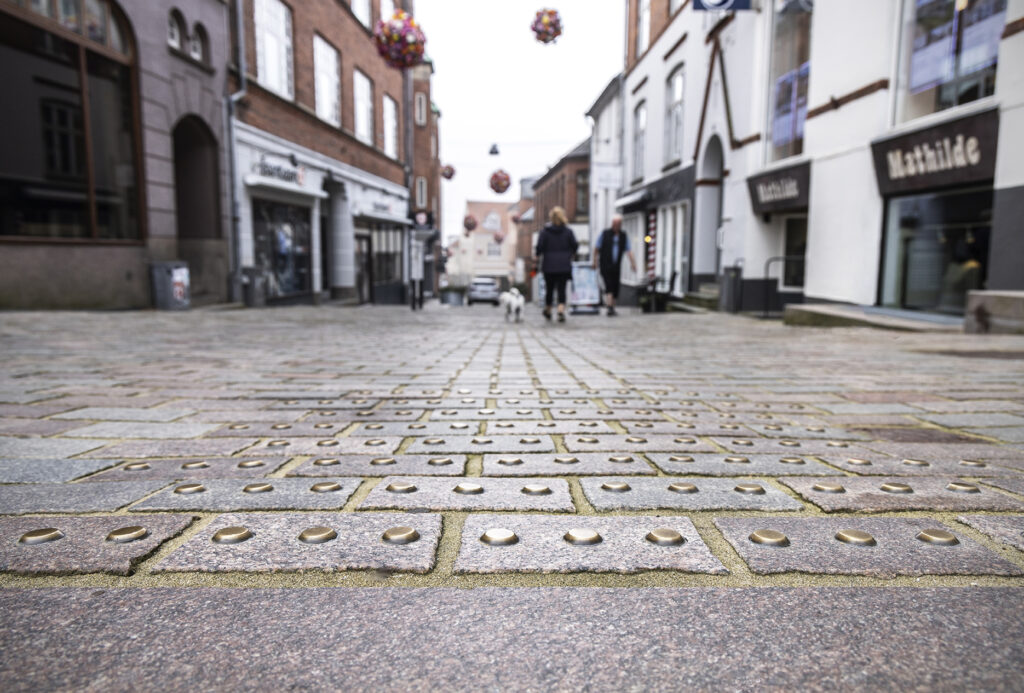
[2,304,1024,690]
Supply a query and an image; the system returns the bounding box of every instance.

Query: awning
[613,189,651,212]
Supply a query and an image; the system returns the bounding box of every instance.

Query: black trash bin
[150,261,190,310]
[241,267,268,308]
[718,265,743,313]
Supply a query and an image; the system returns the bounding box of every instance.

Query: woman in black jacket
[534,206,578,322]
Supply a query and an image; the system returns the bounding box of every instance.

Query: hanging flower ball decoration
[490,169,511,194]
[494,232,506,244]
[441,164,455,180]
[531,9,562,44]
[511,213,522,224]
[463,214,478,233]
[373,10,426,70]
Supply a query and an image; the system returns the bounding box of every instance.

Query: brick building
[409,58,442,294]
[447,200,514,287]
[529,139,590,257]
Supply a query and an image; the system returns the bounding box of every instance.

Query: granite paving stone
[0,481,168,515]
[206,421,353,437]
[714,517,1022,577]
[548,408,670,421]
[379,397,487,409]
[428,408,546,421]
[81,438,258,458]
[563,434,718,453]
[0,514,194,575]
[481,420,618,435]
[918,399,1024,413]
[0,458,120,483]
[62,422,220,439]
[0,404,79,418]
[647,452,843,476]
[7,587,1020,691]
[780,476,1024,512]
[50,407,197,422]
[711,402,824,414]
[920,413,1024,428]
[83,457,290,481]
[154,512,441,574]
[956,514,1024,552]
[181,409,307,424]
[580,477,804,511]
[0,418,89,437]
[287,454,467,477]
[621,420,758,436]
[359,476,574,512]
[969,426,1024,443]
[819,454,1024,477]
[130,478,360,512]
[978,476,1024,497]
[814,403,926,415]
[267,399,384,410]
[482,453,658,476]
[0,437,110,459]
[743,423,869,440]
[709,436,878,457]
[859,441,1024,464]
[404,434,556,454]
[348,421,481,436]
[454,514,727,574]
[242,435,403,456]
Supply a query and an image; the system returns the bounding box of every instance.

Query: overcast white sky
[413,1,626,242]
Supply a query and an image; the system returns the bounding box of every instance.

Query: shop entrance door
[355,235,372,304]
[252,199,312,301]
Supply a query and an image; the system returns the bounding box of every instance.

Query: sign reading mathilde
[693,0,753,9]
[871,109,998,196]
[746,161,810,215]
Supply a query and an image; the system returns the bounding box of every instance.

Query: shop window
[167,9,183,49]
[383,94,398,157]
[767,0,812,162]
[576,170,589,216]
[880,186,991,314]
[255,0,293,100]
[636,0,650,57]
[632,102,646,181]
[0,4,141,241]
[253,198,311,298]
[188,22,207,63]
[354,69,373,145]
[895,0,1005,124]
[487,241,501,257]
[371,225,403,284]
[665,65,685,165]
[313,35,340,126]
[351,0,370,28]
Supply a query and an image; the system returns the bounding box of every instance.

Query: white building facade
[606,0,1023,315]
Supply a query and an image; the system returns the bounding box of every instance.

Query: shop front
[871,108,998,315]
[349,185,410,305]
[746,160,810,313]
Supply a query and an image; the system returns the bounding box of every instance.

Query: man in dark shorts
[592,215,637,316]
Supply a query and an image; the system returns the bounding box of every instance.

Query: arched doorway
[173,115,226,304]
[693,135,724,292]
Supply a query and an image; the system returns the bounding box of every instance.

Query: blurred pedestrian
[534,206,578,323]
[592,215,637,316]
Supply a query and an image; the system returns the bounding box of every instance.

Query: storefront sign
[871,109,998,196]
[251,158,306,186]
[694,0,752,10]
[746,161,810,215]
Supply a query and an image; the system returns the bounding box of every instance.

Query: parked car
[467,277,501,305]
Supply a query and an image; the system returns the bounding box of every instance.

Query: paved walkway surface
[2,304,1024,690]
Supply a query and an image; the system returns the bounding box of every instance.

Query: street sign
[693,0,752,9]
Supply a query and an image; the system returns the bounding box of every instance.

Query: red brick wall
[233,0,406,186]
[626,0,676,74]
[532,157,589,228]
[411,69,441,229]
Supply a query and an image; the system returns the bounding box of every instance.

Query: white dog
[499,287,525,323]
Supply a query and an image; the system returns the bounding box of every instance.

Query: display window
[253,198,312,298]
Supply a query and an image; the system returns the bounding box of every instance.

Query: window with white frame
[636,0,651,57]
[430,134,437,159]
[313,35,340,126]
[381,0,395,20]
[383,95,398,158]
[416,176,427,207]
[665,66,684,164]
[255,0,294,100]
[354,69,373,145]
[670,0,684,14]
[895,0,1006,124]
[414,92,427,126]
[632,102,646,181]
[188,24,208,63]
[351,0,371,27]
[767,0,812,162]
